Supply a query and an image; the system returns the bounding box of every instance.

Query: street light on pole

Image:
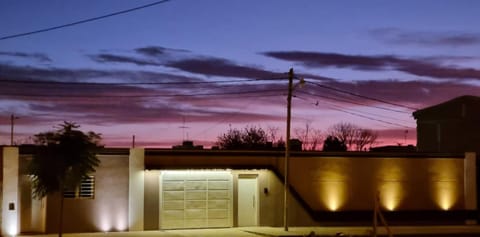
[284,68,304,231]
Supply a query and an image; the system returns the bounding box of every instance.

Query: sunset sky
[1,0,480,148]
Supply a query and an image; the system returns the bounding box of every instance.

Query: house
[1,146,477,235]
[413,95,480,153]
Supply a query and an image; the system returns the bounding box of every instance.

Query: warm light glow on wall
[430,159,461,211]
[98,206,111,232]
[96,200,128,232]
[435,181,458,210]
[115,213,127,231]
[7,223,17,236]
[320,181,346,211]
[379,182,403,211]
[376,158,407,211]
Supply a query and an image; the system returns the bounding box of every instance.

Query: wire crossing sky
[0,0,172,41]
[1,0,479,147]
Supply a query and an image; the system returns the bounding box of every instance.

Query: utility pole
[10,114,19,146]
[284,68,294,231]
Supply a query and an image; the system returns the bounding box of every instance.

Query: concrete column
[2,147,20,236]
[464,152,477,211]
[128,148,144,231]
[464,152,477,225]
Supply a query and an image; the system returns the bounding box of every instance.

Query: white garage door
[160,170,233,229]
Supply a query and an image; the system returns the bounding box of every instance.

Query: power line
[0,0,172,41]
[191,98,258,140]
[327,105,413,128]
[0,88,286,98]
[306,80,418,111]
[0,78,266,86]
[297,90,409,114]
[295,95,412,128]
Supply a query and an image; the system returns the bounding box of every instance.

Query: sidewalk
[17,225,480,237]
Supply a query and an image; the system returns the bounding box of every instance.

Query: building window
[64,176,95,199]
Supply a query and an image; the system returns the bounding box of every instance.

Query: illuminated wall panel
[378,181,402,211]
[44,153,129,234]
[2,147,19,236]
[289,155,465,212]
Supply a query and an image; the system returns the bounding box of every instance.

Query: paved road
[19,228,265,237]
[17,226,480,237]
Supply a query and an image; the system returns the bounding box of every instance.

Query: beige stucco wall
[145,151,471,227]
[143,169,316,229]
[288,156,465,211]
[14,149,471,232]
[45,154,129,233]
[230,169,316,227]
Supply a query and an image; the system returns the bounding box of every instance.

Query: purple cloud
[262,50,480,80]
[166,57,284,78]
[370,28,480,47]
[90,50,283,80]
[135,46,189,57]
[0,63,288,129]
[0,51,51,63]
[90,53,161,66]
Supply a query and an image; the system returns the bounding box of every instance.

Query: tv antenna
[179,116,190,141]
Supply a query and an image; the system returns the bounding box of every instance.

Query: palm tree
[28,122,102,237]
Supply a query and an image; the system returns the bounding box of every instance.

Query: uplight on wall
[7,224,17,236]
[320,181,346,211]
[435,181,458,210]
[379,182,403,211]
[98,208,111,232]
[115,214,127,231]
[96,201,128,232]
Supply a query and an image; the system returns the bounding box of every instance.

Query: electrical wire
[306,80,419,111]
[0,88,286,98]
[0,78,262,86]
[0,0,171,41]
[295,95,413,129]
[297,90,409,114]
[0,76,288,86]
[191,99,258,140]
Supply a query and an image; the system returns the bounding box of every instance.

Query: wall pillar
[2,146,20,236]
[128,148,144,231]
[464,152,477,224]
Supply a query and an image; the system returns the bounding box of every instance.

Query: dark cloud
[0,63,207,85]
[263,51,395,70]
[135,46,167,57]
[135,46,189,57]
[370,28,480,47]
[0,51,51,62]
[90,48,285,80]
[262,51,480,80]
[166,57,284,78]
[90,53,161,66]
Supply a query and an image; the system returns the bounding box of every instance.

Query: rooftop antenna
[10,114,19,146]
[179,116,190,141]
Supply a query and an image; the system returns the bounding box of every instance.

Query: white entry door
[237,176,258,226]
